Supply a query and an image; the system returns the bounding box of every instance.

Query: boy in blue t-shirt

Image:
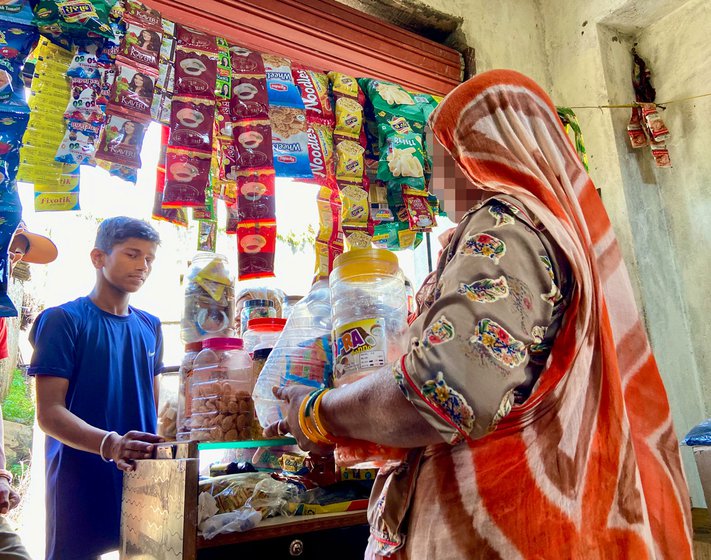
[29,217,165,560]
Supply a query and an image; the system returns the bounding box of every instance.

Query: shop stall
[0,0,462,557]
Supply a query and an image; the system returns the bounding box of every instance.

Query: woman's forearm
[320,366,444,448]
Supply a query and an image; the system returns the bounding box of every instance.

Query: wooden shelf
[197,510,368,549]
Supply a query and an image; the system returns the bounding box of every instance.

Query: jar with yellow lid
[329,248,408,468]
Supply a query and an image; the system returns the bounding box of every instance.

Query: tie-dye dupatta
[429,70,692,558]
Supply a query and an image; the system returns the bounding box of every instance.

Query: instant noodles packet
[304,122,334,186]
[237,220,276,280]
[270,106,312,179]
[293,66,333,125]
[262,53,302,108]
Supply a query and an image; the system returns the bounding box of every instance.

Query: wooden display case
[120,441,369,559]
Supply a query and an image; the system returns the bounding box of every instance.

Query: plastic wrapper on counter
[684,419,711,447]
[252,281,333,428]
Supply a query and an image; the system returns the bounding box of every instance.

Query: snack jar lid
[331,248,400,283]
[244,299,275,308]
[202,337,244,350]
[247,318,287,331]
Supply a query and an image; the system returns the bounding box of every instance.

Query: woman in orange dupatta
[267,69,692,559]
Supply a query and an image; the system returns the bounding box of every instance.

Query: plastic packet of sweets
[176,24,217,54]
[169,96,215,151]
[292,66,333,125]
[270,106,312,179]
[56,118,102,166]
[333,97,363,141]
[95,112,146,168]
[236,171,275,221]
[229,44,264,74]
[402,188,435,230]
[162,146,211,207]
[234,121,273,171]
[237,220,276,280]
[64,77,105,123]
[335,140,364,184]
[304,122,334,185]
[66,43,102,79]
[262,53,302,108]
[339,183,369,226]
[110,62,156,120]
[118,22,163,70]
[174,48,217,98]
[230,75,268,121]
[197,220,217,253]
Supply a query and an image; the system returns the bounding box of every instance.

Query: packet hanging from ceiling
[66,43,102,79]
[314,238,343,282]
[192,184,215,220]
[216,140,237,181]
[175,24,217,54]
[153,124,189,226]
[0,19,37,105]
[229,44,264,74]
[123,0,162,31]
[169,96,215,151]
[402,188,435,230]
[236,171,275,221]
[358,78,424,125]
[230,75,268,121]
[64,76,104,123]
[55,118,102,166]
[0,208,21,317]
[292,66,333,125]
[174,48,217,98]
[0,107,29,192]
[328,72,364,103]
[379,132,425,190]
[215,36,230,100]
[372,220,422,252]
[262,53,302,109]
[304,122,334,186]
[94,112,146,167]
[197,220,217,253]
[118,21,163,70]
[215,99,233,140]
[33,0,113,46]
[237,220,276,280]
[162,146,211,207]
[110,62,156,120]
[335,140,364,184]
[343,224,373,250]
[333,96,363,142]
[34,190,80,212]
[270,106,311,179]
[234,120,273,171]
[339,182,369,226]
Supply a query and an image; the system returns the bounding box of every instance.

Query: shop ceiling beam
[143,0,462,95]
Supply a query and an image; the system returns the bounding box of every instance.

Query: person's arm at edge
[35,375,162,471]
[0,406,19,514]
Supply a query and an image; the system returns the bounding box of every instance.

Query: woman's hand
[263,386,334,456]
[0,479,20,514]
[106,431,164,472]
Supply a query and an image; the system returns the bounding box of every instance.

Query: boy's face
[94,238,157,294]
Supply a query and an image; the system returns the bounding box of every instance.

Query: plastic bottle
[252,281,333,428]
[176,341,203,441]
[242,318,286,354]
[181,253,235,344]
[329,248,409,468]
[189,338,257,442]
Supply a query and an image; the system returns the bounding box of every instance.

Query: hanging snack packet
[379,133,425,190]
[153,124,189,226]
[292,66,333,125]
[216,140,237,181]
[225,203,239,234]
[335,140,364,184]
[358,78,423,125]
[333,97,363,141]
[0,208,21,317]
[192,185,215,220]
[304,122,335,186]
[215,36,230,99]
[339,182,369,226]
[229,44,264,74]
[169,96,215,151]
[66,43,101,79]
[215,99,233,140]
[163,146,211,207]
[0,20,37,105]
[94,112,146,167]
[33,0,113,44]
[328,72,364,103]
[110,62,156,120]
[119,22,162,70]
[34,190,80,212]
[0,108,29,192]
[234,121,273,171]
[174,49,217,98]
[56,118,102,166]
[237,220,276,280]
[402,188,435,230]
[123,0,162,31]
[262,54,302,108]
[64,76,104,123]
[236,171,275,221]
[270,106,312,179]
[175,24,217,54]
[343,225,373,250]
[230,75,268,121]
[197,220,218,253]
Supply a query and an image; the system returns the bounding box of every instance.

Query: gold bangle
[311,390,336,444]
[298,393,331,445]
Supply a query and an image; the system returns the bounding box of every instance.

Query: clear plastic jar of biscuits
[189,338,258,442]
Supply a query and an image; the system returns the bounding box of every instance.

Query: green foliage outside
[2,369,34,426]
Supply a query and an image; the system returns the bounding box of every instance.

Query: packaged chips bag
[33,0,113,48]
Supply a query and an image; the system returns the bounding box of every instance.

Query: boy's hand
[107,431,164,472]
[0,479,20,514]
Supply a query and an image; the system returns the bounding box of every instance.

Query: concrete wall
[419,0,709,505]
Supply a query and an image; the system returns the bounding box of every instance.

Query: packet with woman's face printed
[118,22,163,70]
[94,112,146,168]
[110,62,156,120]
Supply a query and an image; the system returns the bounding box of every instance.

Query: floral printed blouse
[393,195,570,443]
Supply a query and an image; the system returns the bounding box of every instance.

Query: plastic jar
[181,253,236,344]
[242,318,286,354]
[189,338,257,442]
[239,299,276,336]
[252,348,272,387]
[157,369,179,440]
[329,248,409,468]
[176,341,203,441]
